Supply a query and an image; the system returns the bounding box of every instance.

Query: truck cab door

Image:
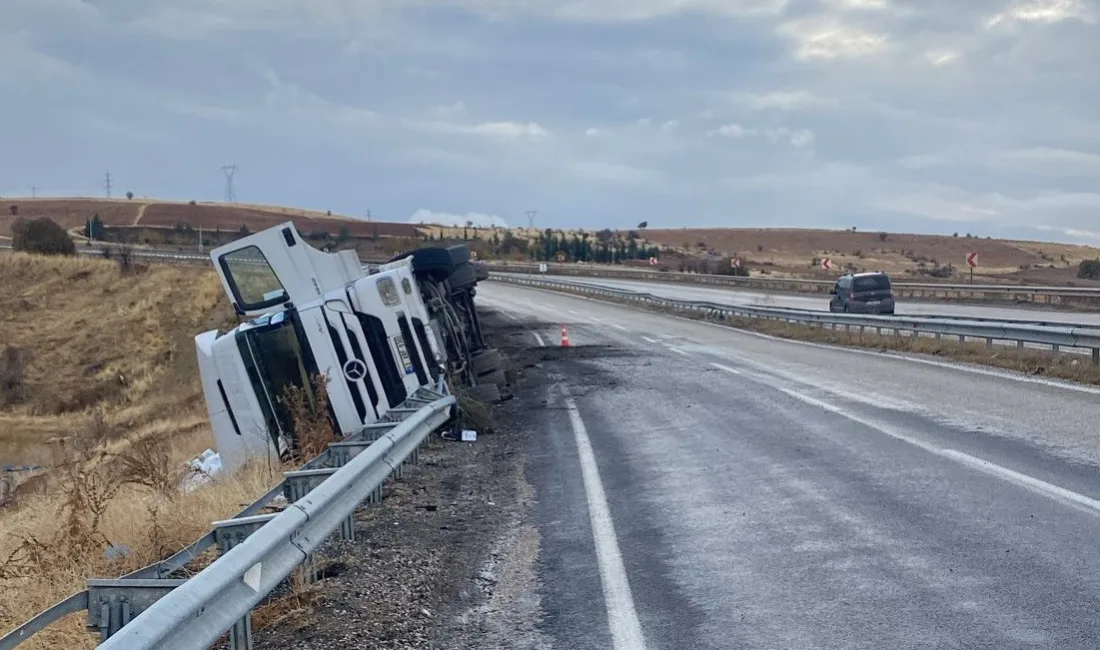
[209,222,365,317]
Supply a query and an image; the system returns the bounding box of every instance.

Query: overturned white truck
[193,222,502,470]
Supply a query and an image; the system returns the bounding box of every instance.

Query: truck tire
[477,368,506,387]
[471,349,501,374]
[473,262,490,282]
[447,244,471,265]
[390,248,454,283]
[449,262,477,290]
[468,383,501,403]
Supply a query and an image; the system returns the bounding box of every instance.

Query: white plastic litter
[180,449,224,492]
[461,429,478,442]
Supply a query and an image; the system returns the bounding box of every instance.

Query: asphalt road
[496,273,1100,327]
[474,280,1100,649]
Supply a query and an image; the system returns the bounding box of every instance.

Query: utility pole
[365,209,372,222]
[103,172,112,198]
[221,165,237,203]
[31,186,36,198]
[526,210,537,229]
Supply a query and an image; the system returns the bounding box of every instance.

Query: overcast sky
[1,0,1098,241]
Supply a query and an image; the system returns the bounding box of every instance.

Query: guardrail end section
[85,579,187,642]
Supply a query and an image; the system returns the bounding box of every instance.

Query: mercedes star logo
[342,359,368,382]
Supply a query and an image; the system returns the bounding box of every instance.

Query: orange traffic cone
[561,325,571,347]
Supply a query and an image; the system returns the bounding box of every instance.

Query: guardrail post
[283,468,358,541]
[1052,344,1061,359]
[85,579,187,643]
[213,515,280,650]
[986,337,994,348]
[1093,348,1099,365]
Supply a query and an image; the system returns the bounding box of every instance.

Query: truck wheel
[447,244,471,265]
[468,383,501,403]
[390,248,454,283]
[449,262,477,290]
[474,262,490,282]
[477,368,506,387]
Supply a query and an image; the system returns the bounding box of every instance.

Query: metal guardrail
[486,261,1100,306]
[0,384,455,650]
[491,275,1100,364]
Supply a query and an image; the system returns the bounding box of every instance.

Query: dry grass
[0,253,237,459]
[0,251,284,647]
[0,424,286,649]
[720,316,1100,384]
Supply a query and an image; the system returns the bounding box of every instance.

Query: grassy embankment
[0,253,292,648]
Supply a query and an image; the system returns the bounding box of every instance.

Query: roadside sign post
[967,252,978,283]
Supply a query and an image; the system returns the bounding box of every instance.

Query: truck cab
[197,222,445,470]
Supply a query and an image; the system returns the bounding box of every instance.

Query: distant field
[5,197,1100,285]
[638,228,1100,284]
[0,197,418,240]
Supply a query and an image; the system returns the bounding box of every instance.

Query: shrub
[0,347,28,407]
[1078,259,1100,280]
[11,217,75,256]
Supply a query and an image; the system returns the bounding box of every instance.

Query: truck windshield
[221,245,289,311]
[238,313,317,445]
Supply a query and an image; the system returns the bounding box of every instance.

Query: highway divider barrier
[486,261,1100,309]
[490,275,1100,365]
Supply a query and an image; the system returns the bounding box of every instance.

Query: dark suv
[829,271,895,315]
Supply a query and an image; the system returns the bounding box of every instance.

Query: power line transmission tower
[103,172,112,198]
[526,210,537,229]
[221,165,238,203]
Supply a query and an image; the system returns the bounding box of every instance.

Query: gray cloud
[1,0,1098,241]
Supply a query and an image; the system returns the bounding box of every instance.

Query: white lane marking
[667,346,688,356]
[611,324,629,331]
[564,395,648,650]
[533,332,546,347]
[710,362,743,375]
[776,385,1100,515]
[641,336,659,344]
[495,282,1100,398]
[590,316,604,322]
[939,449,1100,514]
[568,309,581,315]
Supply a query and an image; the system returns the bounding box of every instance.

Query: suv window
[853,274,891,292]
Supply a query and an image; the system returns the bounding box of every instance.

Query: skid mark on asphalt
[563,394,649,650]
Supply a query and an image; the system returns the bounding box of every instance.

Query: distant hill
[0,198,419,240]
[4,198,1100,285]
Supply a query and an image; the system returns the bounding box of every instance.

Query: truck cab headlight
[377,277,401,306]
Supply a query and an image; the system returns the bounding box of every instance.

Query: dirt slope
[0,252,238,465]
